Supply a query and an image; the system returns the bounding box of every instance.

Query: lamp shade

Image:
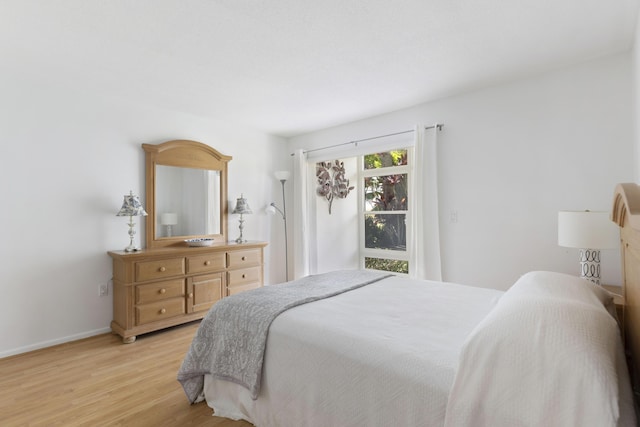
[160,212,178,225]
[274,170,291,181]
[116,191,148,217]
[558,210,619,249]
[232,194,252,215]
[265,204,277,215]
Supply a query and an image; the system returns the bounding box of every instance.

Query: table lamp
[116,191,148,252]
[558,210,619,285]
[232,194,252,243]
[160,212,178,237]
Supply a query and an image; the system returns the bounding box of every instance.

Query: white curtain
[409,124,442,281]
[292,149,310,279]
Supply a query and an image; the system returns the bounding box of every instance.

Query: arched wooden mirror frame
[143,140,232,248]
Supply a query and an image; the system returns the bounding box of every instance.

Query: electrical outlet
[99,283,109,297]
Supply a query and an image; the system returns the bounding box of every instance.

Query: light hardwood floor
[0,322,252,427]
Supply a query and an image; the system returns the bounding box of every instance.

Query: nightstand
[602,284,625,337]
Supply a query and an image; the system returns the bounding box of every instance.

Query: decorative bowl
[185,238,215,247]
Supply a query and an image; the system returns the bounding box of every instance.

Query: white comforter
[202,276,502,427]
[199,272,635,427]
[444,271,636,427]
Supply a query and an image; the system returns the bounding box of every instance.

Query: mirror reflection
[155,165,221,238]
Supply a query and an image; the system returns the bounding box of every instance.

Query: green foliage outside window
[363,150,408,251]
[363,150,409,274]
[364,150,407,170]
[364,213,406,250]
[365,257,409,274]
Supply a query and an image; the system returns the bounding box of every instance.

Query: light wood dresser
[108,241,267,343]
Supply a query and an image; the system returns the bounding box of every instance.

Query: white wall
[290,53,634,291]
[309,158,360,274]
[0,69,288,357]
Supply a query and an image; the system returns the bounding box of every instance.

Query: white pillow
[444,271,625,427]
[505,271,613,307]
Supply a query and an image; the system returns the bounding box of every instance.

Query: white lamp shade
[265,205,277,215]
[160,213,178,225]
[558,210,619,249]
[232,195,253,214]
[274,170,291,181]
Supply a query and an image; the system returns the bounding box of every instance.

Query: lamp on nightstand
[558,210,619,285]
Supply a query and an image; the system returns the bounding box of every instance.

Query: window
[360,149,410,274]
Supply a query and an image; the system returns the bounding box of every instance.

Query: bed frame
[611,183,640,401]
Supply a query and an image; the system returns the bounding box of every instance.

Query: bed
[178,183,640,427]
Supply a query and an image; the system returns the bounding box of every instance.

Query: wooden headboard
[612,183,640,393]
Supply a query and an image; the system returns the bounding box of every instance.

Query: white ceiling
[2,0,638,137]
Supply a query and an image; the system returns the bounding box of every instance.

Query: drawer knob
[159,266,166,272]
[159,288,166,294]
[241,256,246,261]
[160,308,166,314]
[188,292,194,298]
[205,260,211,266]
[242,274,246,279]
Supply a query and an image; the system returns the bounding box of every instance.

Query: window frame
[358,148,412,274]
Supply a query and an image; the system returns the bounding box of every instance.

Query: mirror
[155,166,221,237]
[143,140,231,248]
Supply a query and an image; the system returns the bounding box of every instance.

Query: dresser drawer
[227,266,261,287]
[187,252,226,274]
[135,258,185,282]
[136,298,185,325]
[227,282,261,296]
[135,279,185,304]
[227,249,261,268]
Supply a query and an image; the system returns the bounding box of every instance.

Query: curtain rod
[291,123,443,156]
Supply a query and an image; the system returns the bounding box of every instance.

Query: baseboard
[0,327,112,359]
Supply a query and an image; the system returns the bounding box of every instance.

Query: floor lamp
[267,171,290,281]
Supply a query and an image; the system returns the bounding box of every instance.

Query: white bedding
[202,276,503,427]
[197,272,636,427]
[444,271,636,427]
